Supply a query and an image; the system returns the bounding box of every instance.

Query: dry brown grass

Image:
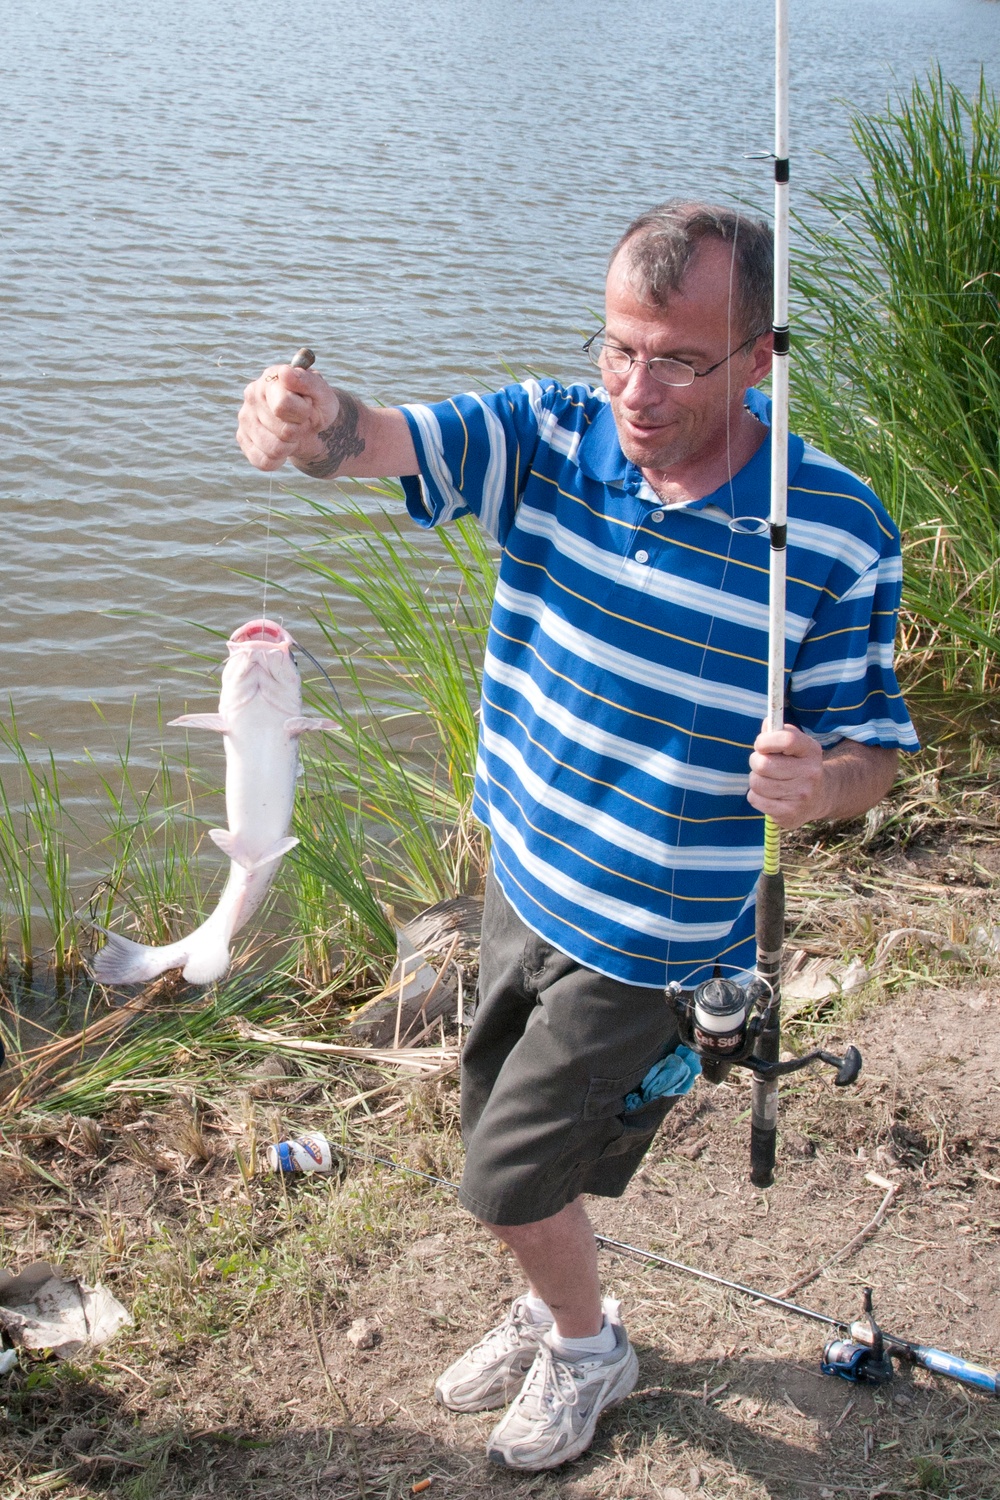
[2,977,999,1500]
[2,746,999,1499]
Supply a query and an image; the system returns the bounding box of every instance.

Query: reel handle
[748,1043,862,1085]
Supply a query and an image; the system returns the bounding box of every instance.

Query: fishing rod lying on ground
[328,1143,998,1399]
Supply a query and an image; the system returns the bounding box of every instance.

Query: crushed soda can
[266,1132,334,1174]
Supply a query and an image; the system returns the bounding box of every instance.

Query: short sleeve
[787,538,920,751]
[398,381,549,546]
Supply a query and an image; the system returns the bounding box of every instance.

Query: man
[238,202,918,1471]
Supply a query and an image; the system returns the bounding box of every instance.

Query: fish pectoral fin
[208,828,255,867]
[208,828,299,871]
[284,715,341,736]
[170,713,230,733]
[248,835,299,871]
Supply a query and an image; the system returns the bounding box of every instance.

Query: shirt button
[635,549,649,564]
[651,510,664,522]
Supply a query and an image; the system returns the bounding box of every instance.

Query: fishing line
[323,1141,999,1396]
[661,1,767,993]
[261,471,275,623]
[258,348,316,627]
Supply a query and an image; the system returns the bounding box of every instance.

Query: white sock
[522,1292,554,1325]
[549,1316,617,1358]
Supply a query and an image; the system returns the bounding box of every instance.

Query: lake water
[2,0,999,803]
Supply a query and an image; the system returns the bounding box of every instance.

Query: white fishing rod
[669,4,861,1174]
[749,0,791,1187]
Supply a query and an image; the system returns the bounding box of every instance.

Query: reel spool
[669,975,862,1088]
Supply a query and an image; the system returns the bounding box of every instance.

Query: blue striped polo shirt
[400,379,918,988]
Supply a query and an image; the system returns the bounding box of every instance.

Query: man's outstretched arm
[747,726,899,830]
[237,361,417,479]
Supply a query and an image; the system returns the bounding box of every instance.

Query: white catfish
[92,619,337,986]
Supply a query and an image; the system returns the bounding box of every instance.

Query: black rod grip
[750,1119,777,1186]
[756,870,785,966]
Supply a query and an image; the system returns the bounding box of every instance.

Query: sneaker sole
[487,1345,640,1470]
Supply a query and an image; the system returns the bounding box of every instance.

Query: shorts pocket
[583,1069,672,1161]
[583,1071,644,1121]
[582,1041,667,1121]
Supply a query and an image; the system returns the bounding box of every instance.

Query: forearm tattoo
[298,389,367,477]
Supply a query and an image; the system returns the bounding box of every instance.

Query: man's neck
[641,405,768,506]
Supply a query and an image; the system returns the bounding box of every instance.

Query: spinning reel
[821,1288,896,1386]
[669,974,862,1088]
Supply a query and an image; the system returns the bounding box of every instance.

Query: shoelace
[474,1308,535,1365]
[520,1343,583,1415]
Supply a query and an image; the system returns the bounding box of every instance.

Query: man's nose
[620,360,666,406]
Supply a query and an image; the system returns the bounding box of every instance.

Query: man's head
[610,201,773,342]
[599,201,774,482]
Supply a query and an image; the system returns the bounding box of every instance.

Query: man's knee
[477,1197,587,1246]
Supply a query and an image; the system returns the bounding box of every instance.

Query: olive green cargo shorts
[458,867,681,1227]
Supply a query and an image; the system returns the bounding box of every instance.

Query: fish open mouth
[229,619,293,649]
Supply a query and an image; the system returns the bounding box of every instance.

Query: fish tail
[90,930,189,986]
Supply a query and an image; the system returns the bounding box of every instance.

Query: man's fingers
[746,790,807,828]
[748,750,821,783]
[753,726,817,758]
[237,428,290,472]
[236,403,301,470]
[237,361,341,473]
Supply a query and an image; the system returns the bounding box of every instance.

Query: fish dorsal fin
[284,716,341,736]
[209,828,299,871]
[171,713,230,733]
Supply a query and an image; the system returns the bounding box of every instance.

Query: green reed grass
[91,704,220,945]
[0,490,495,1031]
[2,972,307,1118]
[792,71,1000,692]
[0,714,77,973]
[277,493,494,964]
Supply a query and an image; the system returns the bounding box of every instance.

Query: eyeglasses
[582,328,768,388]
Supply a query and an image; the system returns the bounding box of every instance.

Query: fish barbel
[91,619,338,986]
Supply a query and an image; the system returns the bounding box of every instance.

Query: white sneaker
[486,1300,638,1470]
[434,1295,551,1413]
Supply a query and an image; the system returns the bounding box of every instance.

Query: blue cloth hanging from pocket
[624,1044,701,1113]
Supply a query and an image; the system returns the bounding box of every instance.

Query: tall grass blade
[793,70,1000,691]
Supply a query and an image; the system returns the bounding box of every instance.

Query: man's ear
[746,331,774,388]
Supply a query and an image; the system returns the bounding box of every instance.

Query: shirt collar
[578,386,805,516]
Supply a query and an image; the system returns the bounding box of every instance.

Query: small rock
[346,1317,380,1351]
[407,1234,448,1260]
[688,1465,703,1489]
[252,1054,299,1079]
[661,1489,688,1500]
[783,1130,816,1158]
[248,1055,300,1096]
[62,1425,99,1453]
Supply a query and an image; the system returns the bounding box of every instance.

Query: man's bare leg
[481,1196,602,1337]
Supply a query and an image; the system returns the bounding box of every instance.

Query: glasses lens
[591,342,632,374]
[648,358,696,387]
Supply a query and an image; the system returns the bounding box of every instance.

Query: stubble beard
[611,401,695,476]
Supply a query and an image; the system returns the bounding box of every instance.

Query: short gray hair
[611,201,773,340]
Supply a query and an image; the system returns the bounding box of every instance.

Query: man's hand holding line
[236,362,416,479]
[748,725,898,830]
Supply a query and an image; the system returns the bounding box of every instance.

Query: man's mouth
[621,413,671,436]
